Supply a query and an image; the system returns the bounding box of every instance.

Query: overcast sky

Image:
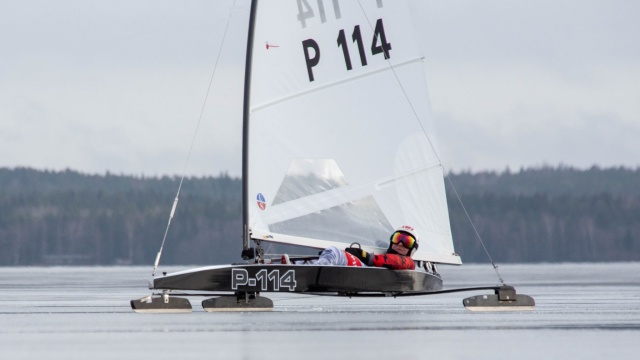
[1,0,638,177]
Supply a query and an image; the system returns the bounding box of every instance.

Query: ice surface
[1,263,639,359]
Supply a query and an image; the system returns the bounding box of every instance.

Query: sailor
[281,225,419,270]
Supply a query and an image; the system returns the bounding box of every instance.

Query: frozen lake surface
[1,263,639,359]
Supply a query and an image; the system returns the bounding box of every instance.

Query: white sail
[246,0,461,265]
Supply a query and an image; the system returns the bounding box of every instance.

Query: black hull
[151,264,443,294]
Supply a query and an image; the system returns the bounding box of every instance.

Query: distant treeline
[1,166,638,265]
[447,166,640,262]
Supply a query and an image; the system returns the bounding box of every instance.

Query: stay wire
[356,1,504,285]
[152,2,237,277]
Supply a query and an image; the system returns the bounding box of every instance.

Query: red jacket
[372,253,415,270]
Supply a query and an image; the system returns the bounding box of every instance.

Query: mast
[242,0,259,253]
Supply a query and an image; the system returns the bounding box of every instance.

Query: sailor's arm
[371,253,415,270]
[344,248,415,270]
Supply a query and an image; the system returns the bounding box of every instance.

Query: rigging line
[444,177,504,285]
[152,1,237,277]
[356,1,504,284]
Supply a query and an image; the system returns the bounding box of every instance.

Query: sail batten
[251,56,425,113]
[376,163,442,189]
[261,163,443,225]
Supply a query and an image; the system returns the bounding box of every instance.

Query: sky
[1,0,638,177]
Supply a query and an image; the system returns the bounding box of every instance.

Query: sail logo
[256,193,267,210]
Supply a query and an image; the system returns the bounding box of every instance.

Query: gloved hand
[345,247,373,266]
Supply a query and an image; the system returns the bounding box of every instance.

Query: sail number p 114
[231,268,297,291]
[303,18,392,82]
